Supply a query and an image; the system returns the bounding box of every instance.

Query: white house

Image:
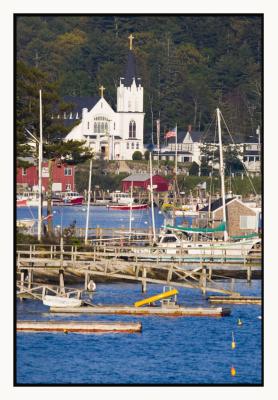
[152,128,202,164]
[63,36,145,160]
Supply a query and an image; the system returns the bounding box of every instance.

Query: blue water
[16,281,262,385]
[16,205,193,231]
[16,206,262,385]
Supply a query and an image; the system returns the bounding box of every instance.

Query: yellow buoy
[231,332,236,349]
[237,318,243,326]
[231,366,236,376]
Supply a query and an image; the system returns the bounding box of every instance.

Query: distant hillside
[16,15,262,143]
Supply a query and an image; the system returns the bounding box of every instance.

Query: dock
[208,296,261,305]
[16,243,261,297]
[49,305,231,317]
[17,320,142,333]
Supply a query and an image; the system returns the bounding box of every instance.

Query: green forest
[16,15,262,145]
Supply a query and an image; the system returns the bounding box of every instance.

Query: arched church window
[129,121,136,138]
[87,122,90,130]
[105,122,108,132]
[136,142,139,149]
[94,122,97,133]
[131,142,134,149]
[101,122,104,132]
[127,143,129,149]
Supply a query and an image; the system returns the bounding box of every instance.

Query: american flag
[165,127,176,139]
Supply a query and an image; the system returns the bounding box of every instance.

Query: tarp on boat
[165,222,227,234]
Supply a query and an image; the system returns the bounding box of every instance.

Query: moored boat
[107,203,149,211]
[42,295,82,308]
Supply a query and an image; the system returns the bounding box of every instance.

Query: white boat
[110,191,134,205]
[42,295,82,308]
[16,219,36,228]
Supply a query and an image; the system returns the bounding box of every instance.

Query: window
[87,121,90,129]
[243,156,248,162]
[136,142,139,149]
[22,168,27,176]
[129,120,136,138]
[64,167,72,176]
[94,116,110,133]
[65,184,71,191]
[127,143,129,149]
[131,142,135,149]
[240,216,256,230]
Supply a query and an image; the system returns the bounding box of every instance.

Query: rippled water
[16,280,262,385]
[16,206,262,385]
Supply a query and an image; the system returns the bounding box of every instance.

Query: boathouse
[121,173,169,192]
[17,160,76,192]
[199,197,259,237]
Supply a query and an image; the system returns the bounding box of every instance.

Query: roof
[153,151,193,155]
[244,150,260,155]
[122,50,141,87]
[122,174,150,182]
[63,95,100,114]
[166,130,203,144]
[243,136,259,144]
[199,197,235,212]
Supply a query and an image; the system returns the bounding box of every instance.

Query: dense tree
[16,15,262,146]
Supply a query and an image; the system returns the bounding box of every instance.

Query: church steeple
[117,34,143,113]
[122,34,141,87]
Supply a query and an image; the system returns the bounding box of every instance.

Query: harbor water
[16,206,262,384]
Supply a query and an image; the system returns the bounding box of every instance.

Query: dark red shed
[121,173,169,192]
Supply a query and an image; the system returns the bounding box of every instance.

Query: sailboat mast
[85,158,92,245]
[149,150,156,243]
[129,181,133,236]
[216,108,228,241]
[38,90,43,241]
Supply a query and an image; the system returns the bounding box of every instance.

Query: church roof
[64,95,100,114]
[123,50,141,87]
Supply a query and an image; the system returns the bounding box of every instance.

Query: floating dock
[208,296,261,305]
[17,320,142,333]
[50,305,231,317]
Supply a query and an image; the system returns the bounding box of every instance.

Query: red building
[121,173,169,192]
[17,161,76,192]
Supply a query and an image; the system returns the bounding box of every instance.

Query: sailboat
[133,108,260,262]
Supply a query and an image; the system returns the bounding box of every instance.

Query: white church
[63,34,145,160]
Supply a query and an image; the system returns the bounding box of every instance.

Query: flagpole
[175,124,178,175]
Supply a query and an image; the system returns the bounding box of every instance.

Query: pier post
[28,268,33,290]
[84,271,89,290]
[59,269,65,295]
[200,266,207,295]
[142,267,147,293]
[208,266,212,280]
[247,266,252,282]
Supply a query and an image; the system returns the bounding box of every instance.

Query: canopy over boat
[165,222,227,234]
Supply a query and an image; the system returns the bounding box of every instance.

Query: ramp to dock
[134,289,178,307]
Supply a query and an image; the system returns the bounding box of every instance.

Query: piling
[142,267,147,293]
[59,269,65,295]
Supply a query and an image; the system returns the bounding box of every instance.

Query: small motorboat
[43,295,82,308]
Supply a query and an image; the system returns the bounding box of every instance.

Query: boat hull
[43,295,82,308]
[107,204,149,211]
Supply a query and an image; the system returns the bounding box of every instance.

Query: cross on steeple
[128,34,134,50]
[99,85,105,98]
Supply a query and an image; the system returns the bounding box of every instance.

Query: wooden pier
[17,320,142,333]
[49,304,231,317]
[16,243,261,297]
[208,296,261,305]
